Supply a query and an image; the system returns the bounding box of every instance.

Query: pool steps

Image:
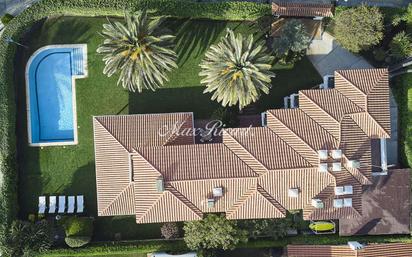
[72,48,85,76]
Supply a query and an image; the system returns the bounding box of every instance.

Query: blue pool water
[27,46,85,145]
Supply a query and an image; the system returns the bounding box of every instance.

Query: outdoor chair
[76,195,84,213]
[58,196,66,213]
[67,196,75,213]
[38,196,46,214]
[49,196,57,214]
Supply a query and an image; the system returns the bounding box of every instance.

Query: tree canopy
[334,5,384,53]
[97,11,177,92]
[199,29,275,110]
[183,214,248,251]
[390,31,412,61]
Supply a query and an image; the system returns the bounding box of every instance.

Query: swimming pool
[26,44,87,146]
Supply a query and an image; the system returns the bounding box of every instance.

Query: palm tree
[96,11,177,92]
[199,29,275,110]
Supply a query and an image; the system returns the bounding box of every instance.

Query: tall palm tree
[97,11,177,92]
[199,29,275,110]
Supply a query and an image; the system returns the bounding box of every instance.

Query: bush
[161,222,179,240]
[0,0,270,242]
[1,13,14,25]
[389,31,412,61]
[239,218,292,240]
[211,107,239,128]
[373,48,387,62]
[65,236,91,248]
[333,5,384,53]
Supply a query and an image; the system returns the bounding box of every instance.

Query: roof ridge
[99,183,134,216]
[94,117,129,152]
[266,111,318,164]
[299,90,340,123]
[223,130,270,175]
[335,70,367,96]
[257,184,287,216]
[225,185,256,217]
[349,113,390,138]
[165,184,203,217]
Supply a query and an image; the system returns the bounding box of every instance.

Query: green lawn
[16,16,321,240]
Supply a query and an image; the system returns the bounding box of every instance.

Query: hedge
[0,0,270,241]
[38,239,189,257]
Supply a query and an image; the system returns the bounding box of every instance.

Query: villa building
[93,68,410,235]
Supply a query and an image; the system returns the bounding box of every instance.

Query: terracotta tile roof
[94,68,401,225]
[224,127,312,170]
[135,144,258,181]
[287,243,412,257]
[272,2,334,17]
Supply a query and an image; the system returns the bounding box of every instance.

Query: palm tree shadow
[169,19,227,66]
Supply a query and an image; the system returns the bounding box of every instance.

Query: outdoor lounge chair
[76,195,84,213]
[58,196,66,213]
[49,196,57,214]
[67,196,75,213]
[38,196,46,214]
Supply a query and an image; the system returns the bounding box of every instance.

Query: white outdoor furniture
[67,196,75,213]
[38,196,46,214]
[58,196,66,213]
[49,196,57,214]
[76,195,84,213]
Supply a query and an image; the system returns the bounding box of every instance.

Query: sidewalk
[0,0,38,16]
[307,32,399,165]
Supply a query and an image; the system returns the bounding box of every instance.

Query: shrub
[373,48,387,62]
[65,236,91,248]
[211,107,239,128]
[389,31,412,61]
[183,214,248,251]
[63,217,94,237]
[272,19,311,64]
[1,13,14,25]
[0,220,52,257]
[392,3,412,31]
[333,5,384,53]
[239,218,292,240]
[161,222,179,240]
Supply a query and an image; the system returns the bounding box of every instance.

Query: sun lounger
[67,196,75,213]
[58,196,66,213]
[49,196,57,214]
[38,196,46,214]
[76,195,84,213]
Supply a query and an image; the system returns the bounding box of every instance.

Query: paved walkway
[307,32,399,165]
[0,0,38,16]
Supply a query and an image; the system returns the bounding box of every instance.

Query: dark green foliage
[389,31,412,61]
[0,220,52,257]
[272,19,311,64]
[239,218,292,240]
[160,222,180,240]
[62,217,93,248]
[183,214,248,251]
[1,13,14,25]
[392,4,412,32]
[334,5,384,53]
[65,236,91,248]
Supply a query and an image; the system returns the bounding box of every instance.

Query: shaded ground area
[339,169,411,236]
[15,16,321,240]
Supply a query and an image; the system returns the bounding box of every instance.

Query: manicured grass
[16,16,321,240]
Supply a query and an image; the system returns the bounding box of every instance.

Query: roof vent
[348,241,364,250]
[212,187,223,197]
[318,150,328,160]
[319,163,328,173]
[335,186,344,195]
[207,198,215,208]
[331,162,341,172]
[156,176,164,192]
[288,188,299,198]
[347,160,361,169]
[331,149,342,159]
[311,199,324,208]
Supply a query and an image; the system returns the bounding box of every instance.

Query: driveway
[307,32,399,166]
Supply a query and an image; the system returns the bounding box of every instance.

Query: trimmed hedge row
[38,239,189,257]
[0,0,270,238]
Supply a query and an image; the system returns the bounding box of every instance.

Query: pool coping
[25,44,88,147]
